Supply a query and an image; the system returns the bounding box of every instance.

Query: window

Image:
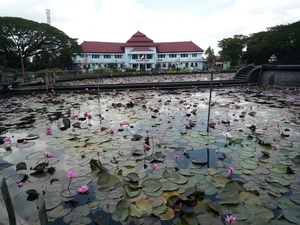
[115,55,122,59]
[162,63,166,68]
[104,55,111,59]
[195,63,198,67]
[146,54,152,59]
[158,54,165,58]
[132,55,138,59]
[92,54,99,59]
[181,54,188,58]
[192,54,197,57]
[169,54,177,58]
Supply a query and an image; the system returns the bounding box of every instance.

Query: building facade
[72,31,206,71]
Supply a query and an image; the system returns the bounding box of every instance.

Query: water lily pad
[148,197,164,208]
[112,199,130,222]
[239,159,258,170]
[44,196,61,210]
[123,183,141,198]
[270,163,287,174]
[179,169,194,177]
[266,175,290,186]
[106,188,124,199]
[245,203,274,223]
[124,172,139,183]
[48,205,71,220]
[282,208,300,223]
[16,162,27,171]
[158,206,174,221]
[97,173,120,191]
[71,176,92,187]
[26,189,40,200]
[46,183,64,193]
[289,194,300,205]
[128,198,153,218]
[142,178,162,192]
[60,188,78,197]
[168,174,188,185]
[16,142,35,149]
[211,176,230,188]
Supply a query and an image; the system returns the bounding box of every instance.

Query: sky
[1,0,300,55]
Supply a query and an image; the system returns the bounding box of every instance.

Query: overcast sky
[1,0,300,55]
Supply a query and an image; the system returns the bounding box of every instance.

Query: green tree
[204,46,216,66]
[244,21,300,64]
[0,16,82,69]
[218,35,247,66]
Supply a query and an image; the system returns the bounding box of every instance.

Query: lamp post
[206,70,213,132]
[19,47,25,80]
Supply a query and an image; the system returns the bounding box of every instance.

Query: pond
[0,84,300,225]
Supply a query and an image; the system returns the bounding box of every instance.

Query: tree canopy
[0,16,82,70]
[204,46,216,65]
[244,21,300,64]
[218,34,247,66]
[217,20,300,65]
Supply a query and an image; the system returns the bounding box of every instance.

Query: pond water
[0,84,300,225]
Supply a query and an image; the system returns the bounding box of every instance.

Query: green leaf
[245,203,274,223]
[16,162,27,171]
[89,159,100,171]
[128,198,153,218]
[123,183,141,198]
[289,194,300,205]
[282,208,300,223]
[270,163,287,174]
[97,173,120,191]
[112,199,130,222]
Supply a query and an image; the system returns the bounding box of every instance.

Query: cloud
[0,0,299,55]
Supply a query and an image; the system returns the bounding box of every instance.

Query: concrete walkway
[0,201,30,225]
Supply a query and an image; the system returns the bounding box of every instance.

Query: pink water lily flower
[22,140,29,144]
[225,214,237,224]
[173,155,179,160]
[66,170,77,178]
[45,125,52,135]
[3,136,10,143]
[78,184,89,194]
[121,120,129,125]
[44,151,54,158]
[227,167,234,174]
[152,163,158,169]
[274,145,280,150]
[17,182,25,188]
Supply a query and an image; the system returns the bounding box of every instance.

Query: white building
[72,31,206,71]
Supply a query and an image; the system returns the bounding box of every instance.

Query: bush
[34,68,66,78]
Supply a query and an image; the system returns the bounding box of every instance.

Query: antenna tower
[46,9,51,25]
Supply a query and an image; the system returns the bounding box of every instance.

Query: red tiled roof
[131,47,153,52]
[80,31,203,53]
[122,31,158,47]
[157,42,203,53]
[81,41,123,53]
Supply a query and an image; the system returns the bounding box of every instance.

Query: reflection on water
[0,86,299,224]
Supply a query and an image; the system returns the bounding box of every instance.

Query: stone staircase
[233,64,261,82]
